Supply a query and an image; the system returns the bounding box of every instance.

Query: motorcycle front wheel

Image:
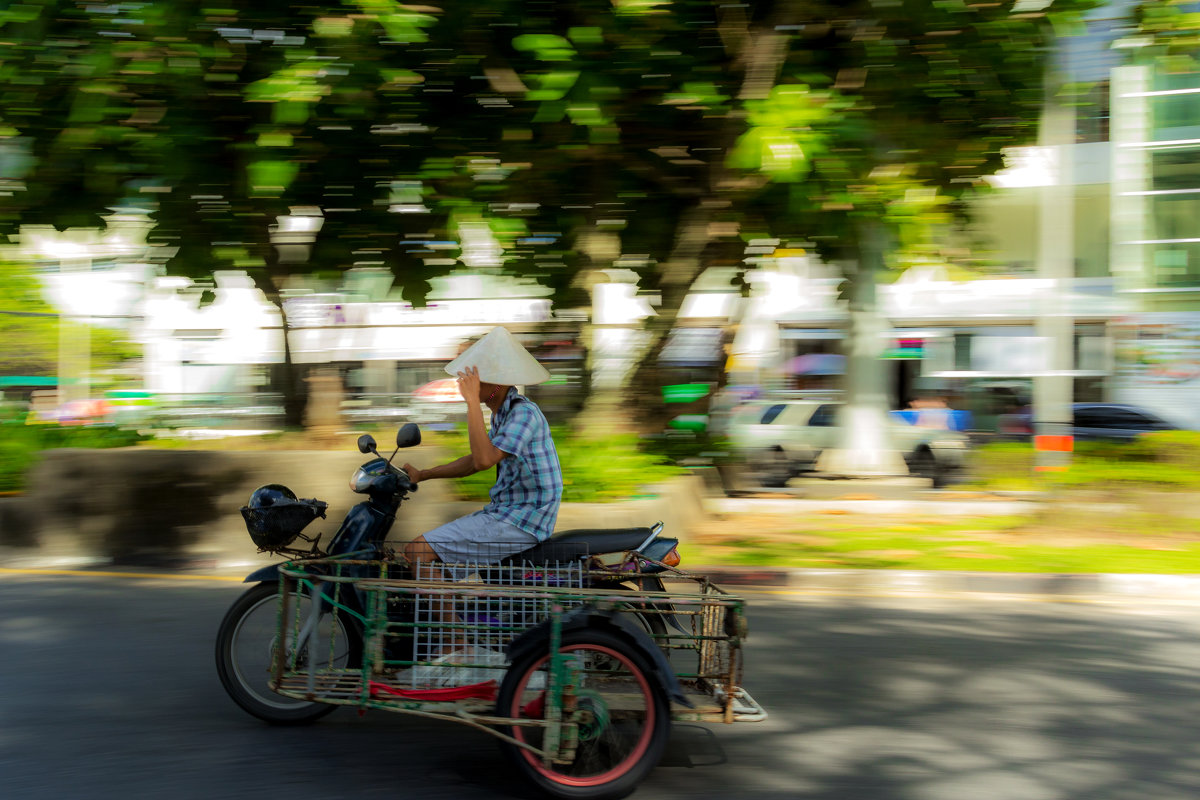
[215,582,362,725]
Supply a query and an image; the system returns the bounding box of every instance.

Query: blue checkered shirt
[483,387,562,540]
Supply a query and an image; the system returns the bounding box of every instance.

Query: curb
[697,565,1200,600]
[5,550,1200,601]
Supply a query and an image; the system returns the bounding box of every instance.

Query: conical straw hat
[444,326,552,385]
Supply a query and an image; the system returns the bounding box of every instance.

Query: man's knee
[404,535,439,564]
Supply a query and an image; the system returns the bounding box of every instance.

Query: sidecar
[266,551,766,800]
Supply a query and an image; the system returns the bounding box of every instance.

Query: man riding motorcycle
[401,326,563,566]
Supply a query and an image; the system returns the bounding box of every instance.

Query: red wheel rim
[510,644,657,787]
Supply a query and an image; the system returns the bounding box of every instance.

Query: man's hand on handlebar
[402,463,423,484]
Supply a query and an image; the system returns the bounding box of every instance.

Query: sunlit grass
[689,511,1200,573]
[962,433,1200,492]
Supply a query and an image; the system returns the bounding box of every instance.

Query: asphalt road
[3,571,1200,800]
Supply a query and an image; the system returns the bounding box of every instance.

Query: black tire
[497,628,671,800]
[215,583,362,725]
[751,447,792,488]
[909,447,944,488]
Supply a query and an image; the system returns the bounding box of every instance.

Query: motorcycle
[215,422,766,800]
[215,422,687,726]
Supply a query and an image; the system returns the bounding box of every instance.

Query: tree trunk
[817,217,907,477]
[245,270,306,429]
[621,205,715,434]
[580,6,797,436]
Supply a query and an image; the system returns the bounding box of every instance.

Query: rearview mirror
[357,434,377,454]
[396,423,421,449]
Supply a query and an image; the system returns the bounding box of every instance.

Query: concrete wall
[0,448,707,571]
[0,448,458,569]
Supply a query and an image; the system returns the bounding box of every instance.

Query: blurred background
[9,8,1200,796]
[3,0,1200,527]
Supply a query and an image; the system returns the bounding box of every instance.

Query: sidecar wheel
[215,583,361,725]
[497,628,670,800]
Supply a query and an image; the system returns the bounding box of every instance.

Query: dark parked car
[1006,403,1182,442]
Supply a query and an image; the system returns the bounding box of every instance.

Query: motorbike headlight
[350,459,389,493]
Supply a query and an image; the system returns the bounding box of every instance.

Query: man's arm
[403,454,477,484]
[404,366,508,482]
[459,366,508,471]
[464,394,507,472]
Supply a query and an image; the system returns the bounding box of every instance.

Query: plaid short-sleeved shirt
[483,387,562,540]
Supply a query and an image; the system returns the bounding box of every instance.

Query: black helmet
[241,484,327,551]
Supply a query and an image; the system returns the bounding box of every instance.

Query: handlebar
[396,467,417,494]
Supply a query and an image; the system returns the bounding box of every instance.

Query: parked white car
[722,400,968,488]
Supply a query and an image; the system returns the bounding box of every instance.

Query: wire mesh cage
[397,548,587,688]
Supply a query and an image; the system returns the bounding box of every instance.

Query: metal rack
[269,554,765,724]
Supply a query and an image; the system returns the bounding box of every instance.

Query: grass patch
[963,432,1200,493]
[1,421,686,504]
[687,511,1200,573]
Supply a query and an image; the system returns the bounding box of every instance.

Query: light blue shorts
[422,510,539,564]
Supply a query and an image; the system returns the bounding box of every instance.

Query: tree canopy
[0,0,1110,427]
[2,1,1105,286]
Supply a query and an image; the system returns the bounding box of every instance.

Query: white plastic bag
[412,645,508,687]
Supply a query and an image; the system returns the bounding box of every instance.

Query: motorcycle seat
[501,527,654,566]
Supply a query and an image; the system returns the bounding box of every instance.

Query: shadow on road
[3,578,1200,799]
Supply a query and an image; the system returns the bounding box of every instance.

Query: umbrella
[412,378,463,403]
[785,353,845,376]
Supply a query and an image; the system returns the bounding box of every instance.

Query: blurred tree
[434,1,1106,455]
[713,1,1108,472]
[0,0,1109,447]
[0,0,452,424]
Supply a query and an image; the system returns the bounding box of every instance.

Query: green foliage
[0,0,1107,305]
[435,426,685,504]
[0,0,1119,431]
[728,85,832,181]
[0,422,146,492]
[1135,0,1200,58]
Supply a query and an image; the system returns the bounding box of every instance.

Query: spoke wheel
[498,629,670,800]
[215,583,361,725]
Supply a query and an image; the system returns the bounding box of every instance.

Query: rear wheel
[750,447,792,488]
[497,628,671,800]
[909,447,945,488]
[215,583,362,725]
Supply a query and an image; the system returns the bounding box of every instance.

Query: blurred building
[970,0,1200,428]
[136,268,588,426]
